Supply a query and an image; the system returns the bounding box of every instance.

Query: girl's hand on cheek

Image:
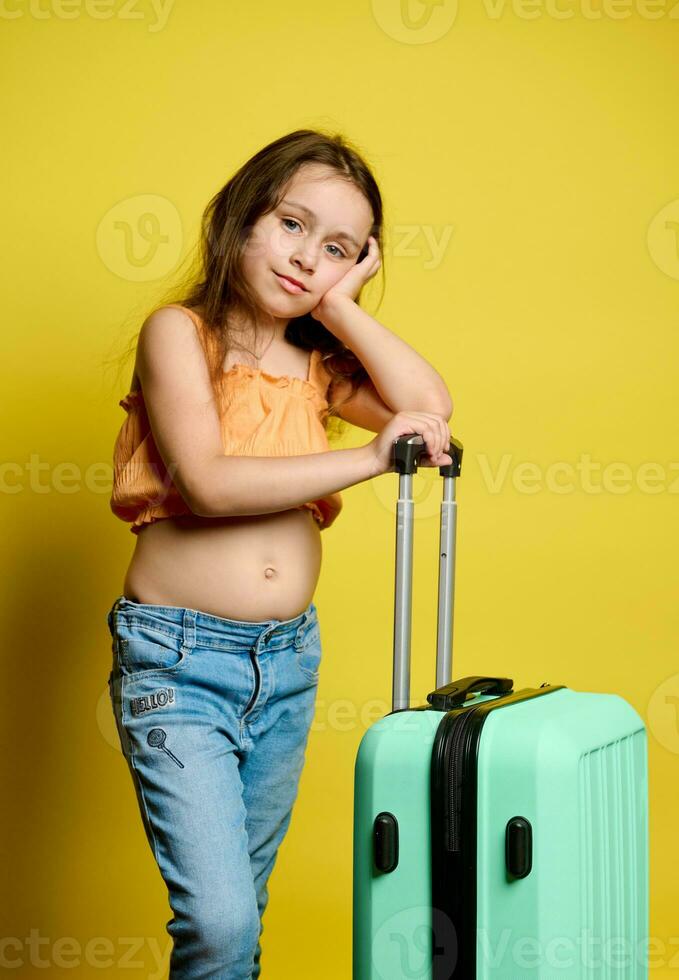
[310,235,381,322]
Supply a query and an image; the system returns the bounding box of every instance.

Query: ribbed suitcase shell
[353,688,648,979]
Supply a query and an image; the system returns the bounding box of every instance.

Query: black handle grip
[392,434,464,477]
[373,812,399,873]
[506,816,533,879]
[426,675,514,710]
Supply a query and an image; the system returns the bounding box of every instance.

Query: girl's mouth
[274,272,306,295]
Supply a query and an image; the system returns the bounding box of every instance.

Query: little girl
[106,128,453,978]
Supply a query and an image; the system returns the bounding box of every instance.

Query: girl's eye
[281,218,346,258]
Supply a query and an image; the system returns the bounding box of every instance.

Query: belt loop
[182,608,197,652]
[294,606,310,647]
[107,596,122,632]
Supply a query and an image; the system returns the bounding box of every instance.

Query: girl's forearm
[194,446,376,518]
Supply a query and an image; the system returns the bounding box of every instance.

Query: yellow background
[3,0,678,976]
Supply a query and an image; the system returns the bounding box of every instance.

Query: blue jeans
[106,595,322,979]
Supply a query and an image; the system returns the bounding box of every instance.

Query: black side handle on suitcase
[390,434,514,713]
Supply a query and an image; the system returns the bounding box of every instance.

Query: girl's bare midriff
[122,508,323,622]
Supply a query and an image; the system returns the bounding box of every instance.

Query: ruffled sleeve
[110,390,188,525]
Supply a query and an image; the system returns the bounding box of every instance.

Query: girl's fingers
[424,413,450,460]
[419,452,453,467]
[399,411,451,462]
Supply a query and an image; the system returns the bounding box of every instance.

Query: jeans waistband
[107,596,317,653]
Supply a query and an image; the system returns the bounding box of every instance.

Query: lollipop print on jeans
[147,727,184,769]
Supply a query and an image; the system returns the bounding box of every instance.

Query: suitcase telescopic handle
[390,433,464,712]
[392,432,463,477]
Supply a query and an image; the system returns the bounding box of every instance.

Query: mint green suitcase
[353,435,649,979]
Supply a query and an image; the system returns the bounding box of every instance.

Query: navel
[264,566,276,579]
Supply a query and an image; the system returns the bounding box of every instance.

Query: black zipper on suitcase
[446,702,484,853]
[430,684,566,980]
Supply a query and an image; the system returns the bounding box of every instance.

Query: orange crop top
[110,304,343,534]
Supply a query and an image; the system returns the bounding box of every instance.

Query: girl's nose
[291,244,318,273]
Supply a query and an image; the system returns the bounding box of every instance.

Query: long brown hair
[112,128,386,442]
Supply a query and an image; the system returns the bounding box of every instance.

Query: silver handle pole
[436,475,457,689]
[392,471,414,712]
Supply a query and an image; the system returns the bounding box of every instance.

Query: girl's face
[240,163,375,322]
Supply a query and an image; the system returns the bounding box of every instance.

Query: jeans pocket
[295,622,322,682]
[117,622,190,681]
